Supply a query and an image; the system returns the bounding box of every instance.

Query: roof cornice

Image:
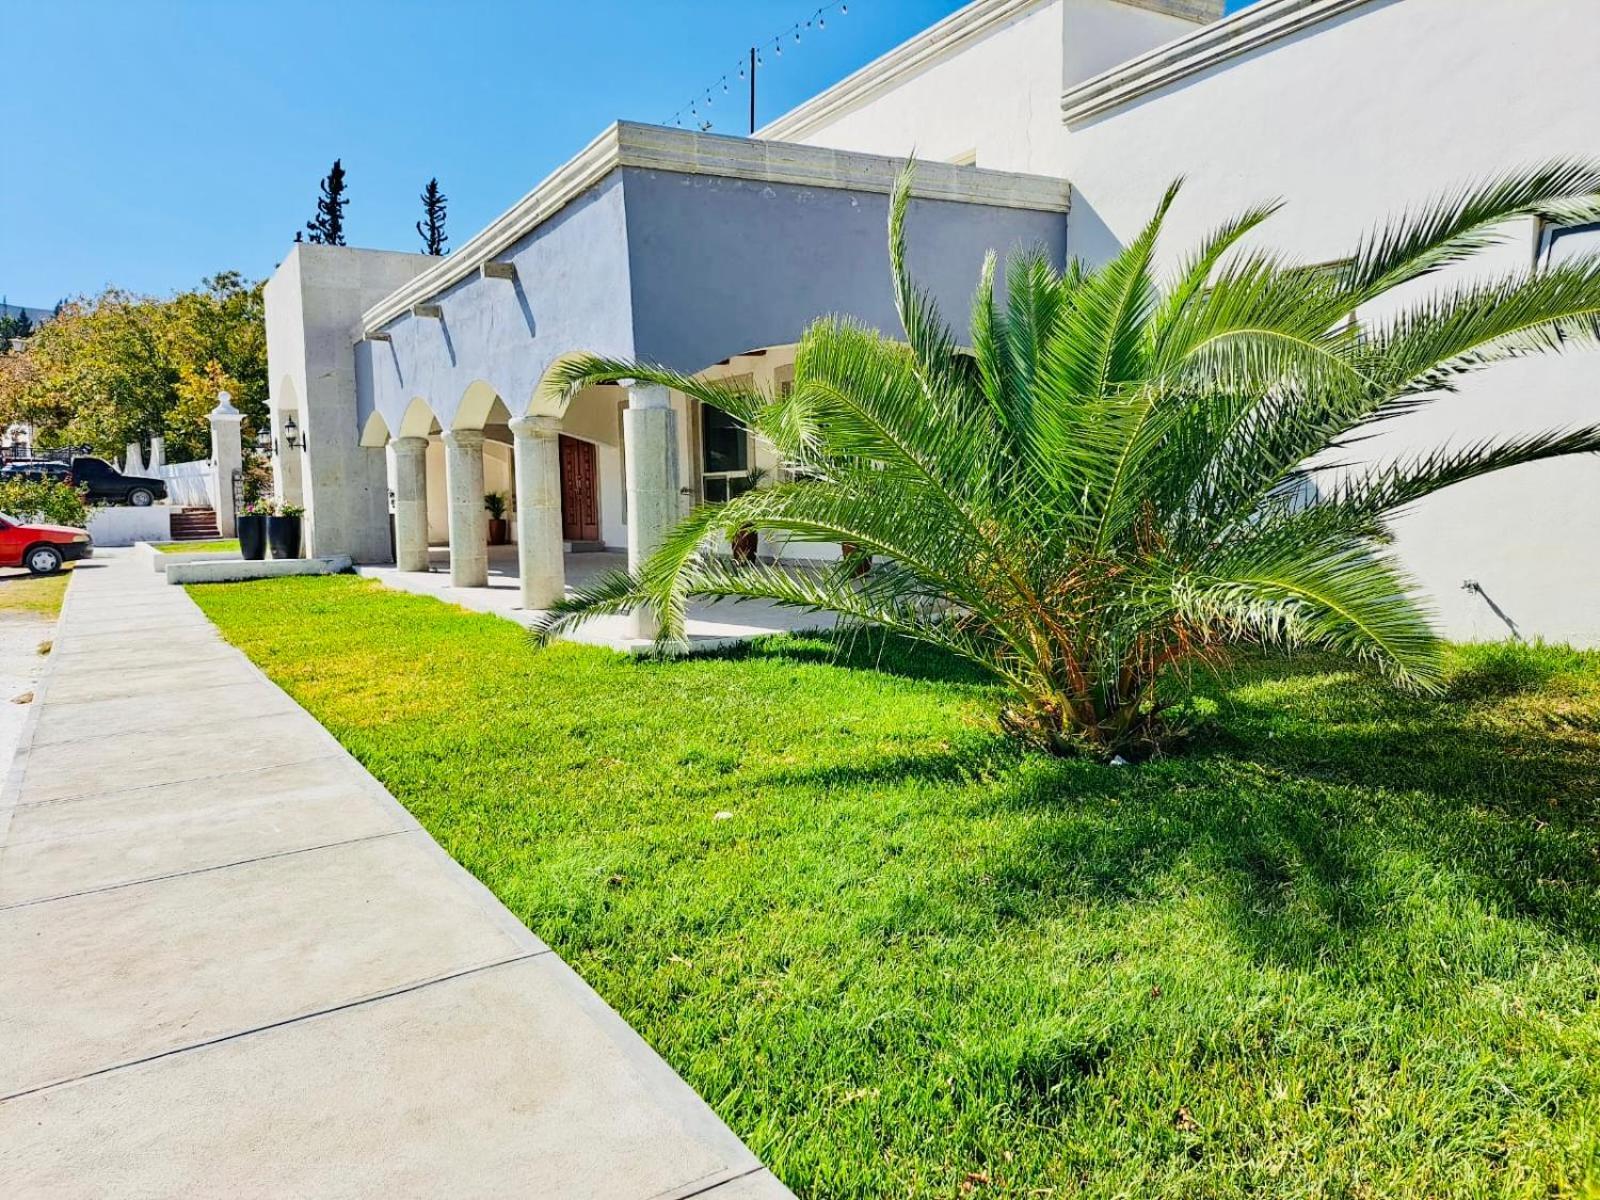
[1061,0,1371,125]
[757,0,1219,144]
[359,121,1071,337]
[756,0,1047,143]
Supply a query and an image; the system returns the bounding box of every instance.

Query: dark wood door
[559,435,599,542]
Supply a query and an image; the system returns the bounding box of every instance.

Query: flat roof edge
[1060,0,1370,125]
[359,122,1070,337]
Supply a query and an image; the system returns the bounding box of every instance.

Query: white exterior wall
[1061,0,1600,644]
[763,0,1600,645]
[765,0,1069,173]
[264,245,437,562]
[759,0,1202,174]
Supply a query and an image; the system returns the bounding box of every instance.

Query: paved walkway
[361,545,835,651]
[0,551,790,1199]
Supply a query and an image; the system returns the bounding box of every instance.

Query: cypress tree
[416,178,448,255]
[305,159,349,246]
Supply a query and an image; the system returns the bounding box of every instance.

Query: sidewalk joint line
[0,829,412,910]
[10,749,348,810]
[0,952,548,1103]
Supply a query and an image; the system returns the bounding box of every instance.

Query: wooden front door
[559,435,599,542]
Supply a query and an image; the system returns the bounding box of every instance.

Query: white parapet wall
[165,555,353,585]
[134,542,244,573]
[86,506,173,547]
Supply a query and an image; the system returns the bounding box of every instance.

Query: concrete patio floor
[359,544,836,651]
[0,550,791,1198]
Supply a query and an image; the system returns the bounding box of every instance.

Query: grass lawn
[0,569,71,617]
[190,575,1600,1198]
[156,538,240,554]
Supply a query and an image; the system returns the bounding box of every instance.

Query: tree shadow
[738,644,1600,967]
[694,627,994,687]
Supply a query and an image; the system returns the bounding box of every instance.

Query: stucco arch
[276,375,301,416]
[397,396,439,439]
[358,410,391,448]
[454,380,512,430]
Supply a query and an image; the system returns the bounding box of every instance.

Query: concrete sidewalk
[0,551,790,1199]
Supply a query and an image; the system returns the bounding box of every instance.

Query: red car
[0,513,92,574]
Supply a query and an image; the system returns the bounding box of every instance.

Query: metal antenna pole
[749,46,757,134]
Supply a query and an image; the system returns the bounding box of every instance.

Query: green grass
[0,569,71,617]
[156,538,239,554]
[189,575,1600,1199]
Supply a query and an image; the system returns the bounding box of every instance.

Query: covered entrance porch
[340,122,1070,645]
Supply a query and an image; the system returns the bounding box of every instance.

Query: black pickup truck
[0,456,167,506]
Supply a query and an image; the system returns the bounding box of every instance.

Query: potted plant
[267,503,304,559]
[238,499,271,560]
[484,492,509,546]
[727,466,768,564]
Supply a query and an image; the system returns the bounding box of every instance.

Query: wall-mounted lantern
[283,415,305,451]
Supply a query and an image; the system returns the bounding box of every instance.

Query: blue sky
[5,0,1252,305]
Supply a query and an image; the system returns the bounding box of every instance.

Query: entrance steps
[169,507,221,540]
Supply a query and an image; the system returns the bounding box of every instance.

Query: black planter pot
[267,514,303,560]
[238,515,267,561]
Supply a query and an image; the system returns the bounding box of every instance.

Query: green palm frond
[534,158,1600,756]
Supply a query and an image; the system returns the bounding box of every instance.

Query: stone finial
[210,391,242,421]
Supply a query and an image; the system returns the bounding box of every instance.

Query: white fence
[159,459,213,509]
[87,506,172,547]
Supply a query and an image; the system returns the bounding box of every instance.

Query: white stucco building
[264,0,1600,644]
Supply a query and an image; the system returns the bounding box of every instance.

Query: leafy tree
[305,158,349,246]
[0,274,266,462]
[0,477,89,527]
[416,178,448,255]
[11,308,32,339]
[538,161,1600,757]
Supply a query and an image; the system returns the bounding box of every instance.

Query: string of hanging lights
[663,1,851,136]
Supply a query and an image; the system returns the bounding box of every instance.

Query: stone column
[391,436,430,572]
[442,428,488,588]
[623,383,680,640]
[509,415,565,610]
[208,392,244,538]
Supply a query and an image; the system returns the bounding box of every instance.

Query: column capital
[392,435,429,455]
[440,427,486,450]
[625,382,670,410]
[508,414,562,439]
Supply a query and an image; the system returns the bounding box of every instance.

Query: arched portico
[388,398,437,573]
[437,381,512,589]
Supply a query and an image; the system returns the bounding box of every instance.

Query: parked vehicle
[0,461,70,484]
[0,512,92,574]
[0,456,165,506]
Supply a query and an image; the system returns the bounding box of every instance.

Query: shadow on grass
[688,626,995,687]
[736,636,1600,966]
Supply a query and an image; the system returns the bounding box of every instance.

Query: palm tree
[536,161,1600,757]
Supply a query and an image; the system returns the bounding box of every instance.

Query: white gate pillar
[622,383,680,640]
[208,392,244,538]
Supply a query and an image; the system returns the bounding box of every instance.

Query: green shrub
[0,478,90,528]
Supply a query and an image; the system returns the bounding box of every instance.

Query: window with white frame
[1538,220,1600,269]
[700,402,750,502]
